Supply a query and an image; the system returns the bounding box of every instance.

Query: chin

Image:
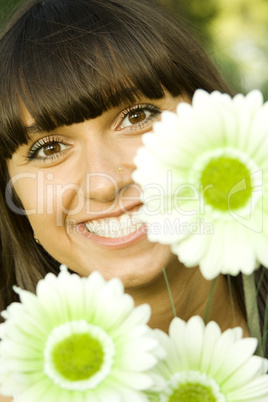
[64,242,173,289]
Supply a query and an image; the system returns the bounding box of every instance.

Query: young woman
[0,1,267,399]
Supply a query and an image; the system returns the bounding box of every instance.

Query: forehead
[19,102,46,139]
[20,103,35,126]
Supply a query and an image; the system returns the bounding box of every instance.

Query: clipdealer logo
[5,169,263,233]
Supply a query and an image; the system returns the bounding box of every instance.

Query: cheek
[11,171,43,213]
[11,171,80,227]
[118,137,144,168]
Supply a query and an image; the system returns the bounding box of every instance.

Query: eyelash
[119,103,160,131]
[26,136,69,162]
[26,103,161,162]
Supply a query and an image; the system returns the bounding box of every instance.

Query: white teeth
[85,213,143,238]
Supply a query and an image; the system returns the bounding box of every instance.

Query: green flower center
[168,381,216,402]
[52,333,104,381]
[161,371,225,402]
[200,156,252,211]
[44,320,115,391]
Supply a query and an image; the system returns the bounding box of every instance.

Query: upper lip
[77,202,143,224]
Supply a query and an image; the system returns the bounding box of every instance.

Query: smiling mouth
[84,213,144,238]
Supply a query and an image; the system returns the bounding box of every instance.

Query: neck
[126,255,249,335]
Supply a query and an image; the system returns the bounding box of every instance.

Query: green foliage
[160,0,220,46]
[0,0,22,28]
[161,0,268,99]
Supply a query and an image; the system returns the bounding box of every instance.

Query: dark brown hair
[0,0,266,356]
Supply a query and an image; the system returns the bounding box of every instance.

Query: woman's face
[7,92,184,288]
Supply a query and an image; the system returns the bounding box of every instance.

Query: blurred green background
[161,0,268,100]
[1,0,268,99]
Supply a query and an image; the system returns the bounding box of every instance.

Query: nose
[79,140,131,203]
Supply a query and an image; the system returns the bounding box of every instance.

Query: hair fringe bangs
[0,0,186,157]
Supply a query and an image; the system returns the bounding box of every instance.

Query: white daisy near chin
[146,316,268,402]
[133,89,268,279]
[0,266,161,402]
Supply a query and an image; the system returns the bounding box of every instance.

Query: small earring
[118,167,123,173]
[33,233,41,245]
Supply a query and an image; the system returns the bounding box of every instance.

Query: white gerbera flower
[0,266,160,402]
[133,89,268,279]
[147,316,268,401]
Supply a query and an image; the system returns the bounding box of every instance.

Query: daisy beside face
[133,90,268,279]
[0,267,161,402]
[147,316,268,401]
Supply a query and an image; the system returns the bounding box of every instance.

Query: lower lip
[74,223,147,248]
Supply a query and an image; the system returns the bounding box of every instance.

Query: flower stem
[262,294,268,357]
[242,273,262,356]
[162,267,177,318]
[203,278,216,324]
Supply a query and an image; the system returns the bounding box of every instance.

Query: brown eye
[28,137,70,161]
[119,104,160,130]
[128,110,147,124]
[43,142,61,156]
